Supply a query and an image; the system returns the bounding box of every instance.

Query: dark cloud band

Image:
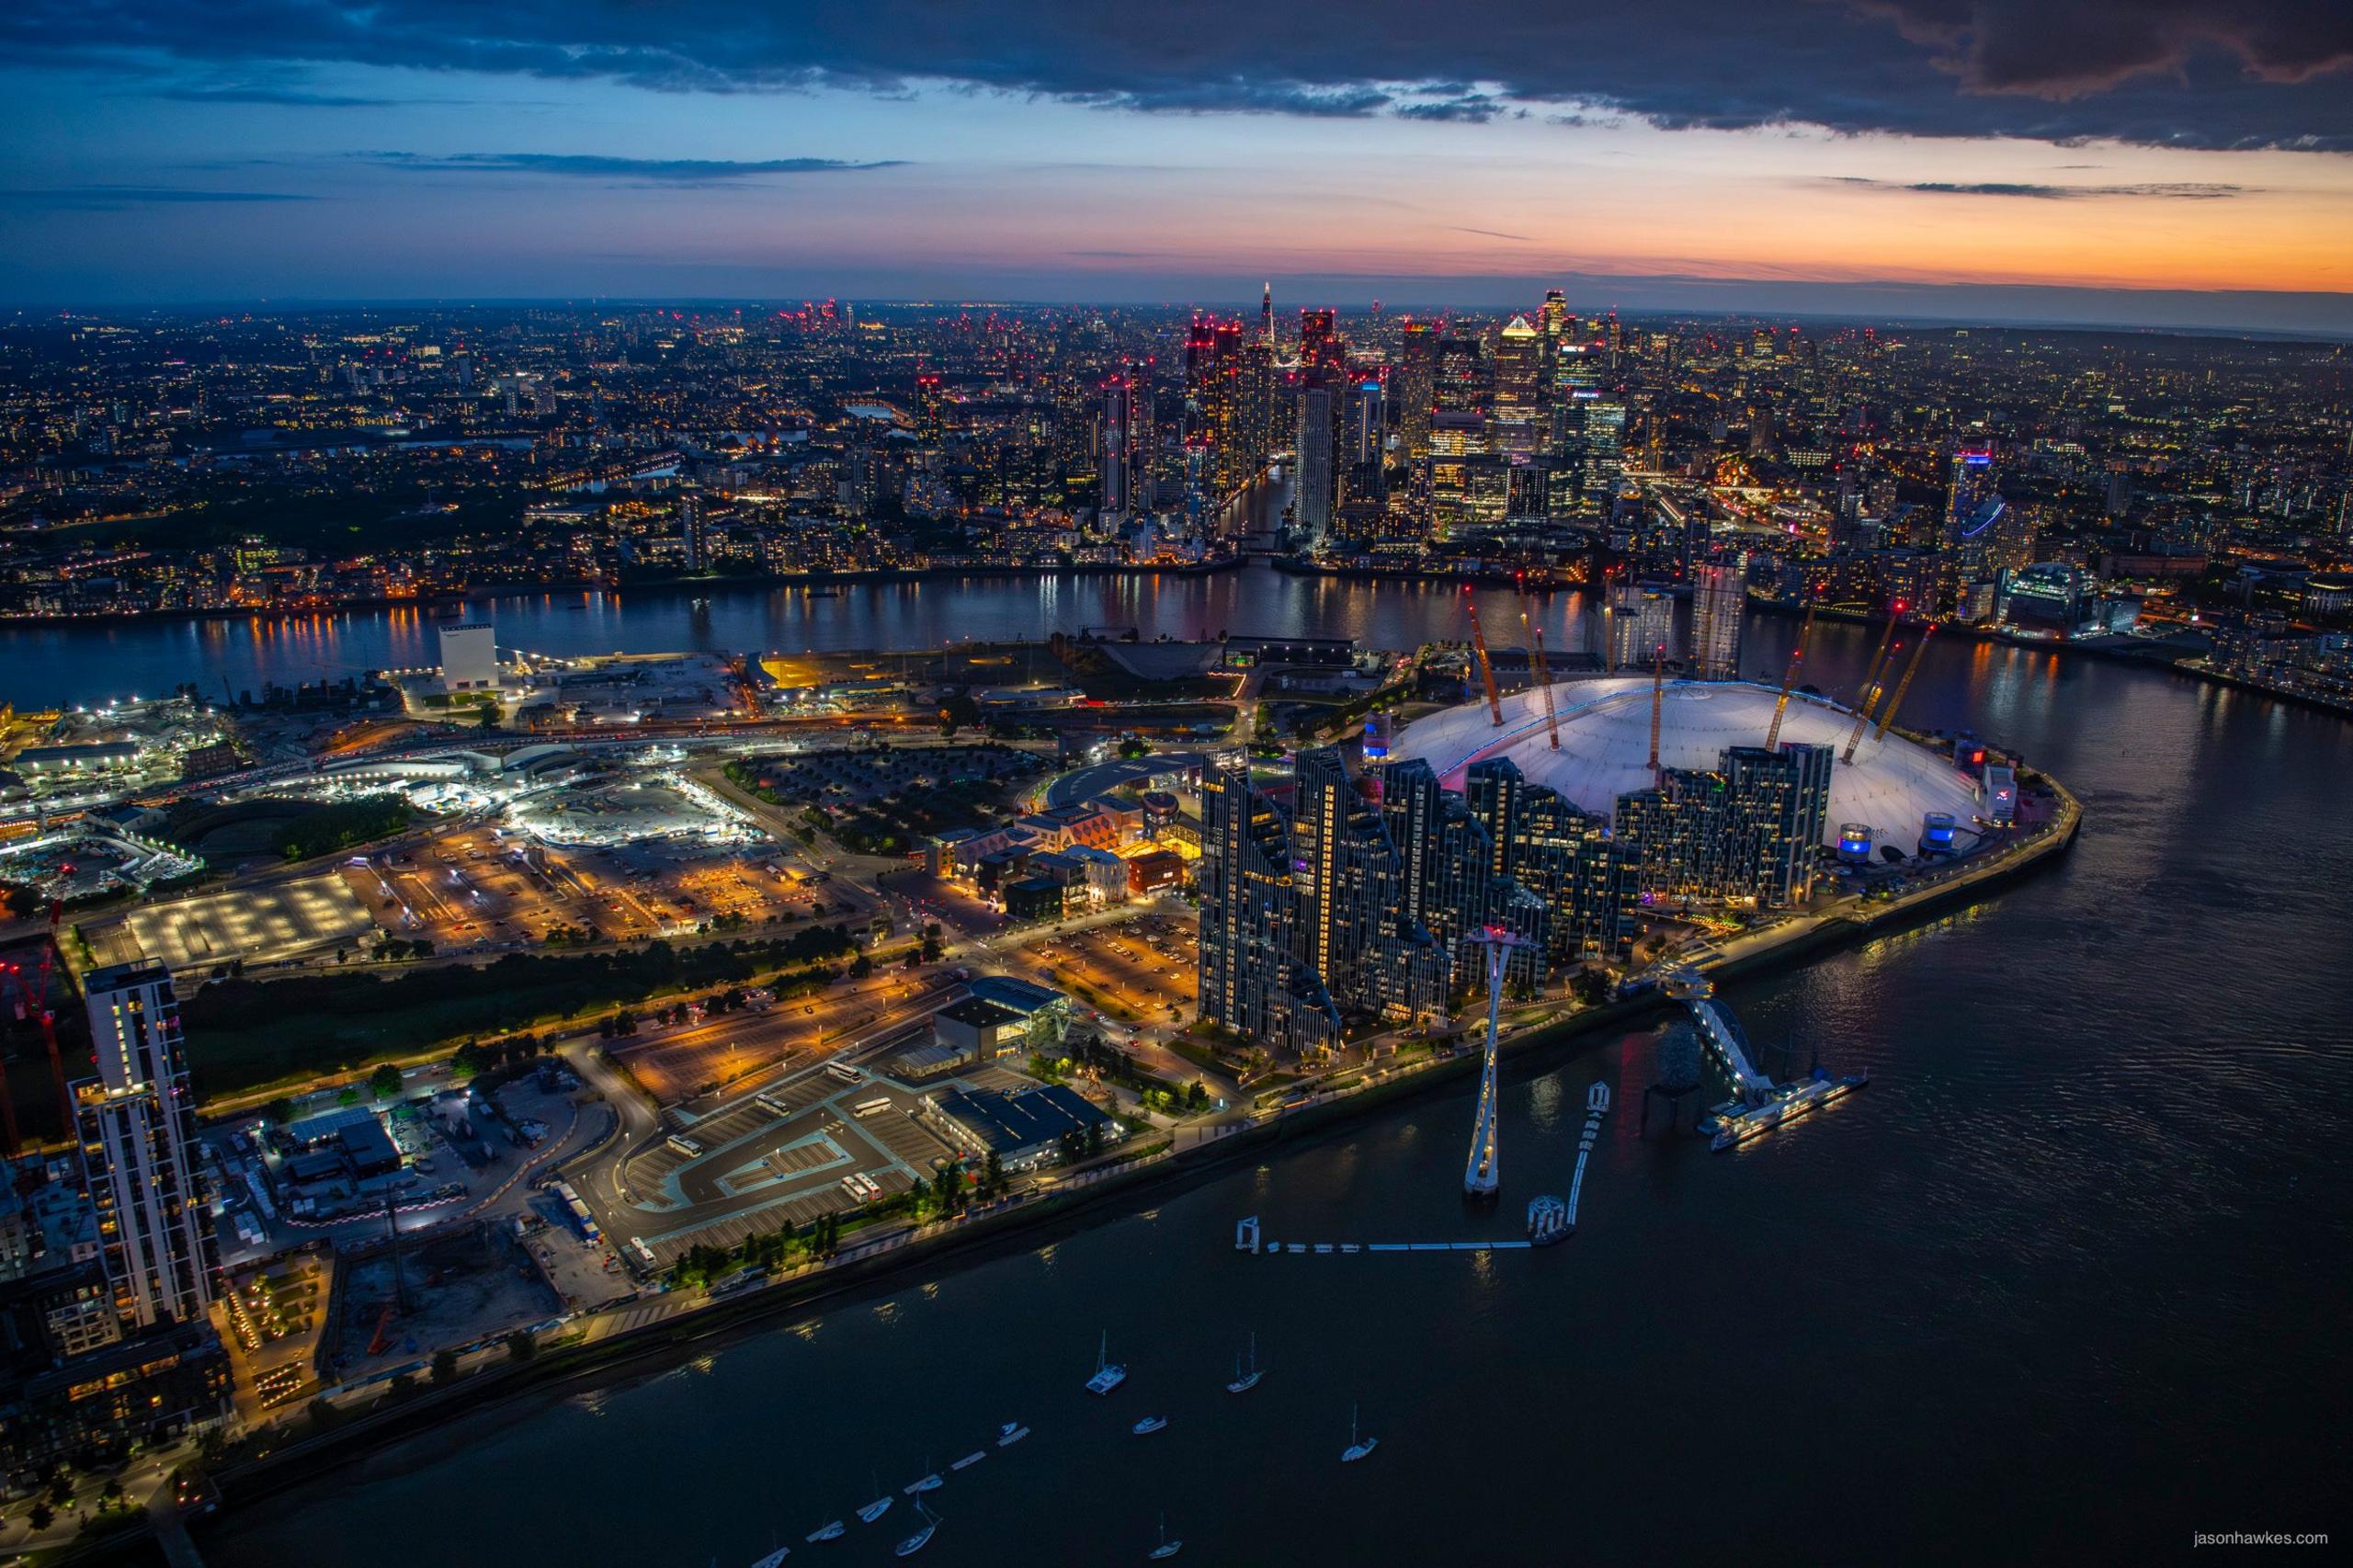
[2,0,2345,149]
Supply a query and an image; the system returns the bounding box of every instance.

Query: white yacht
[857,1475,892,1526]
[1085,1330,1127,1395]
[1224,1332,1262,1394]
[1341,1404,1379,1463]
[903,1459,942,1495]
[804,1519,844,1542]
[1148,1514,1184,1560]
[1131,1415,1167,1435]
[750,1548,790,1568]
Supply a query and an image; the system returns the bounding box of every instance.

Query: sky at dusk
[3,1,2350,329]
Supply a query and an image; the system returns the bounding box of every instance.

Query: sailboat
[1224,1331,1262,1394]
[996,1420,1029,1448]
[903,1457,943,1495]
[1085,1329,1127,1394]
[857,1473,893,1525]
[1341,1403,1379,1463]
[1148,1513,1184,1560]
[893,1500,938,1558]
[749,1545,790,1568]
[805,1519,845,1543]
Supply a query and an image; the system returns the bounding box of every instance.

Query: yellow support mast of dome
[1762,595,1817,753]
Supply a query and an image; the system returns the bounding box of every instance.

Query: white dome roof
[1388,678,1983,847]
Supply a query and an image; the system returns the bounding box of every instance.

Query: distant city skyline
[2,1,2349,329]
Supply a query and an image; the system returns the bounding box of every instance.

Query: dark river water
[171,576,2353,1565]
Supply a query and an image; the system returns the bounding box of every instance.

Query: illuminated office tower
[1493,315,1542,415]
[75,962,218,1330]
[1688,558,1747,681]
[1396,323,1438,460]
[1293,381,1336,540]
[1183,314,1253,502]
[1099,373,1136,514]
[1126,358,1159,506]
[915,372,943,442]
[1299,309,1343,377]
[1540,289,1570,343]
[1436,336,1486,416]
[1260,281,1275,346]
[1343,373,1388,505]
[1582,399,1627,499]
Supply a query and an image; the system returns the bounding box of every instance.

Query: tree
[28,1502,53,1533]
[430,1348,460,1386]
[369,1062,404,1099]
[848,953,873,980]
[983,1149,1006,1199]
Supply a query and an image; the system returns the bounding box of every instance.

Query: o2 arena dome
[1387,678,1984,848]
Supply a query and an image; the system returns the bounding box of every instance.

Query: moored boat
[1086,1329,1127,1395]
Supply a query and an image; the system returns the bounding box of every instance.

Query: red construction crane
[1762,596,1818,753]
[1522,610,1561,750]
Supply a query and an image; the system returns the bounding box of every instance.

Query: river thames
[134,567,2352,1566]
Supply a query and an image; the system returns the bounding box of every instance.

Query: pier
[1664,968,1775,1107]
[1662,967,1869,1149]
[1232,1218,1536,1255]
[1563,1083,1610,1226]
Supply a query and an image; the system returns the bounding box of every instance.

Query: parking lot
[339,823,859,949]
[608,971,962,1105]
[1020,912,1198,1029]
[86,872,378,970]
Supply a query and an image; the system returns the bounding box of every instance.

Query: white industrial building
[438,622,500,694]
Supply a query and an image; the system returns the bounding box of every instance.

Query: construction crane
[1463,591,1505,727]
[1762,597,1818,753]
[1872,623,1936,743]
[1521,610,1561,750]
[1647,642,1667,781]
